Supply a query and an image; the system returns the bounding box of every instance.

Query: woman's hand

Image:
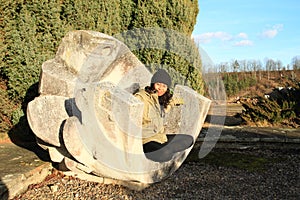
[169,97,184,106]
[165,97,184,113]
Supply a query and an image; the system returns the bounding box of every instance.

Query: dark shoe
[144,148,174,162]
[167,134,194,153]
[143,141,174,162]
[142,134,194,162]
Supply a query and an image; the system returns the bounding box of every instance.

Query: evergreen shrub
[0,0,202,134]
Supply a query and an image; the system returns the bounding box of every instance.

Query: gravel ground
[13,147,299,200]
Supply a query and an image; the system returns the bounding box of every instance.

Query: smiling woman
[134,69,194,162]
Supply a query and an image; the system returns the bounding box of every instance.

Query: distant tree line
[216,56,300,74]
[212,56,300,98]
[217,57,300,127]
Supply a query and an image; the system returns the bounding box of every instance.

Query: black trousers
[143,134,194,162]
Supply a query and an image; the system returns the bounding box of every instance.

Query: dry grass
[230,70,300,100]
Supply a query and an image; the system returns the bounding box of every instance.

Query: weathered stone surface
[39,59,77,97]
[39,30,151,97]
[27,30,211,187]
[27,95,69,147]
[48,147,64,163]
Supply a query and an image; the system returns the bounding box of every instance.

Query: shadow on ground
[8,83,50,162]
[205,114,243,126]
[0,178,8,200]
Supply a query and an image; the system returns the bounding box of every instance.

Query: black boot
[144,148,174,162]
[143,141,174,162]
[166,134,194,153]
[142,135,194,162]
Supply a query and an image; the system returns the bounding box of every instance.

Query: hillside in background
[225,69,300,102]
[221,69,300,128]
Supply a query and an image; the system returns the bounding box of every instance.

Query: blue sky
[192,0,300,67]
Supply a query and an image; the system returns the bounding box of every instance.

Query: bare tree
[218,62,229,73]
[276,60,283,71]
[257,60,263,80]
[232,60,240,72]
[291,56,300,70]
[251,59,261,79]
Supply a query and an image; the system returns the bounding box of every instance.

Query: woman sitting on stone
[134,69,194,162]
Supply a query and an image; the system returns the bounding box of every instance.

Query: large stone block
[39,59,77,97]
[27,30,211,188]
[27,95,69,147]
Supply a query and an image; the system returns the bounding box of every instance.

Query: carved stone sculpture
[27,30,211,189]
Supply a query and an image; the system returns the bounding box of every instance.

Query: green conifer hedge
[0,0,202,132]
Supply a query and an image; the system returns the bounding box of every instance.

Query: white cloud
[233,40,253,46]
[261,29,278,38]
[193,31,255,48]
[237,32,248,39]
[260,24,283,39]
[193,31,232,44]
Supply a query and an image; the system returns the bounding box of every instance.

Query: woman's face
[154,82,168,96]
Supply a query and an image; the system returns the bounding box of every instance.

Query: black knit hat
[151,69,172,88]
